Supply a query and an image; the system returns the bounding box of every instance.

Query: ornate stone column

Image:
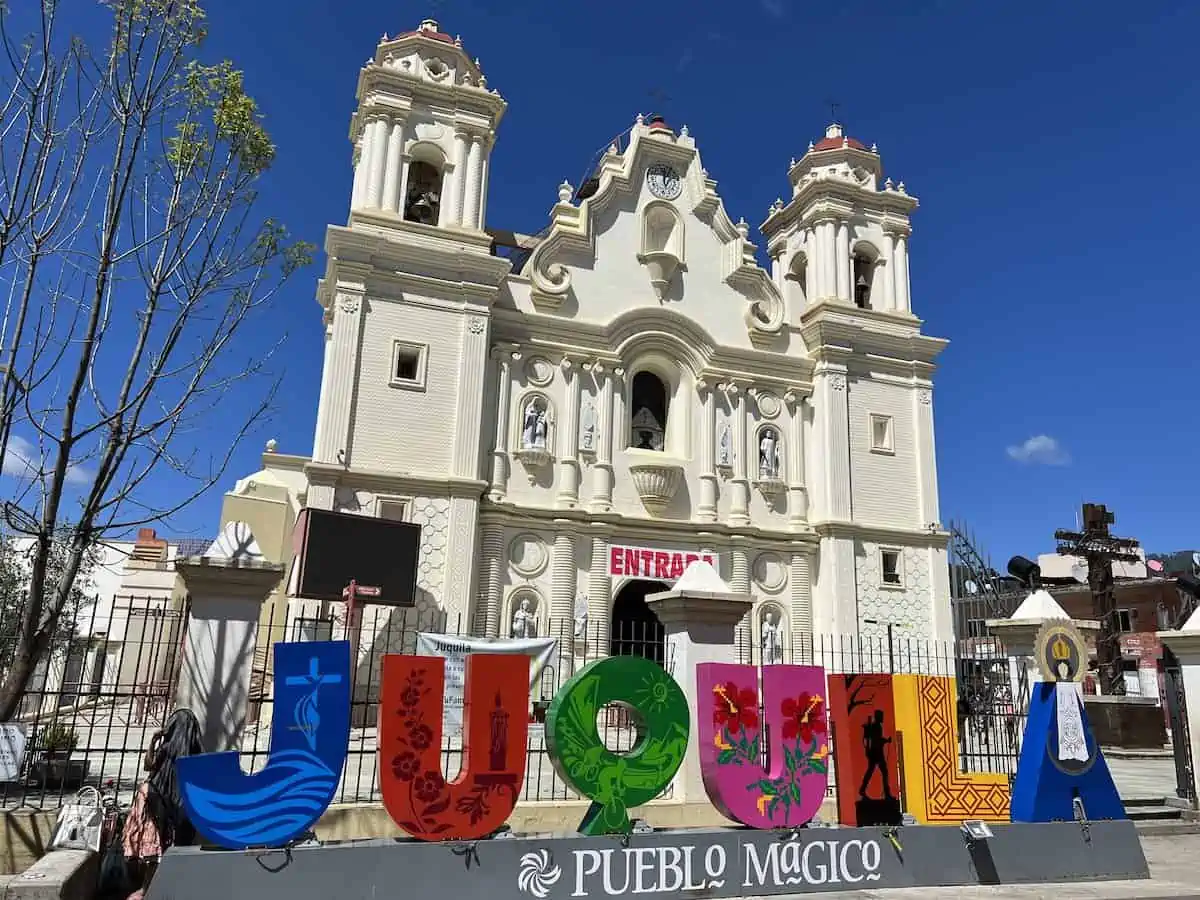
[488,344,520,502]
[550,525,577,667]
[783,390,809,527]
[589,364,619,513]
[442,127,470,227]
[586,533,611,656]
[789,549,813,659]
[835,221,850,302]
[730,542,752,660]
[366,115,389,209]
[381,117,407,214]
[478,135,491,227]
[452,314,490,478]
[894,232,911,312]
[350,136,367,209]
[882,231,898,312]
[725,382,750,526]
[697,379,718,522]
[314,291,364,465]
[479,525,505,638]
[821,220,838,300]
[463,135,486,229]
[556,357,581,509]
[311,318,334,452]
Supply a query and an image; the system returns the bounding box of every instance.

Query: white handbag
[50,786,104,852]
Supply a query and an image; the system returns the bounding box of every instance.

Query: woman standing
[121,710,203,900]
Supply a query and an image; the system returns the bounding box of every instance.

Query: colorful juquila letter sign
[545,655,689,836]
[827,673,902,827]
[379,653,530,840]
[177,640,352,849]
[697,662,829,828]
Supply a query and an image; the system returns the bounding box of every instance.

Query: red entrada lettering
[609,546,717,578]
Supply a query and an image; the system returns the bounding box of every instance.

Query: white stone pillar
[835,221,850,302]
[647,584,753,803]
[350,137,367,209]
[311,319,333,452]
[697,380,718,522]
[452,314,490,478]
[822,220,838,300]
[478,135,491,228]
[488,345,519,502]
[806,228,822,303]
[463,135,485,229]
[730,544,752,660]
[789,550,813,656]
[727,383,750,526]
[550,526,577,667]
[443,128,470,227]
[479,524,505,638]
[784,390,809,526]
[175,556,283,751]
[586,534,612,656]
[589,365,618,513]
[894,233,911,313]
[819,368,851,521]
[883,232,898,311]
[366,116,389,210]
[556,357,581,508]
[1157,626,1200,805]
[314,292,364,464]
[913,386,939,529]
[381,118,407,215]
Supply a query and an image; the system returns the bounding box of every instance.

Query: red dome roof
[397,27,455,45]
[812,134,868,152]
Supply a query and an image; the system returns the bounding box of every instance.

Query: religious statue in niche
[520,398,549,450]
[510,597,538,639]
[759,428,782,479]
[717,422,733,468]
[630,407,665,451]
[760,609,784,665]
[573,596,589,641]
[579,398,597,453]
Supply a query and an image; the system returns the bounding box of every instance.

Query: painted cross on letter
[287,657,343,750]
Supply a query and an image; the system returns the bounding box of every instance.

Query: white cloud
[1006,434,1071,466]
[761,0,786,17]
[1,435,93,485]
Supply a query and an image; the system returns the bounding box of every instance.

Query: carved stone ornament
[467,316,486,335]
[754,475,786,501]
[626,454,684,515]
[754,390,782,420]
[337,294,361,315]
[525,356,554,387]
[829,374,847,392]
[918,389,932,405]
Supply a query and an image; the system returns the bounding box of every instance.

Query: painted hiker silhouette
[859,710,893,800]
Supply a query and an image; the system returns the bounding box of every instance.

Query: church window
[377,497,409,521]
[629,371,669,451]
[403,161,443,225]
[869,413,894,454]
[853,253,874,309]
[391,341,427,390]
[880,548,902,587]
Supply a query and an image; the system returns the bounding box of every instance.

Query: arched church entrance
[610,579,668,666]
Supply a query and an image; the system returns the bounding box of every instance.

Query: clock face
[646,164,682,200]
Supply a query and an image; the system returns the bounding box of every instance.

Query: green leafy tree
[0,1,313,717]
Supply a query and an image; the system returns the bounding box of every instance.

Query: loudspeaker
[287,508,420,605]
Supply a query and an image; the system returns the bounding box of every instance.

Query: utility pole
[1054,503,1140,696]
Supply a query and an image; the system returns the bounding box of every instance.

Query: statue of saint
[717,423,733,467]
[511,598,537,639]
[759,429,779,478]
[521,400,547,449]
[573,596,589,641]
[760,610,783,664]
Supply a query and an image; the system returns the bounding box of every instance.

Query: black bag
[95,813,130,898]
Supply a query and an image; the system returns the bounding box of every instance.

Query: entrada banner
[607,545,717,580]
[174,625,1125,851]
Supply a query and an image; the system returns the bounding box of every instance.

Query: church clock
[646,164,682,200]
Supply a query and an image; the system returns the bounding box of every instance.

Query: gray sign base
[146,820,1148,900]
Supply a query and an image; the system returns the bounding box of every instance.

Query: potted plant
[31,722,88,788]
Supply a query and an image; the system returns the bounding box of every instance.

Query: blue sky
[11,0,1199,565]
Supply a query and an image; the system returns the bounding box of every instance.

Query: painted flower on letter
[781,692,827,744]
[712,682,759,734]
[414,770,446,802]
[391,751,420,782]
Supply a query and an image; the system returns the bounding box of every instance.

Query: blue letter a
[177,640,351,849]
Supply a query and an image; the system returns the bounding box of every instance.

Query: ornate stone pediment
[523,117,785,346]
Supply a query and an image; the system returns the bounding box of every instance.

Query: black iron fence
[0,593,187,809]
[0,595,1025,809]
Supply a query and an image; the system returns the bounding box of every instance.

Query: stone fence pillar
[174,524,283,752]
[647,563,754,805]
[1158,616,1200,806]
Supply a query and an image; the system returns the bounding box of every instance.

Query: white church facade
[233,19,953,661]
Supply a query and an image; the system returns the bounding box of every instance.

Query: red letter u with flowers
[697,662,829,828]
[379,653,529,840]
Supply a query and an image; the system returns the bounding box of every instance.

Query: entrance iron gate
[1163,646,1194,802]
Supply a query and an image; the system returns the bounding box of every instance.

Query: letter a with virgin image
[379,653,530,840]
[177,640,352,849]
[697,662,829,828]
